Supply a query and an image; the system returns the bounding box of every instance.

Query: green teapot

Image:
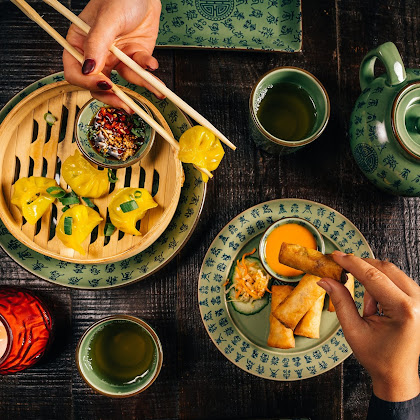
[349,42,420,196]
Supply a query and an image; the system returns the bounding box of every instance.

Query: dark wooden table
[0,0,419,419]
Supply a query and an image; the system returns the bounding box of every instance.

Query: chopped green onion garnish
[131,127,145,137]
[134,190,142,199]
[120,200,139,213]
[61,191,79,205]
[133,116,142,127]
[104,223,116,236]
[82,197,94,208]
[47,186,66,198]
[62,205,70,213]
[108,169,118,183]
[44,112,57,126]
[64,216,72,235]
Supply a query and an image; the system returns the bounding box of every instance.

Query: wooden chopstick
[42,0,236,151]
[10,0,180,153]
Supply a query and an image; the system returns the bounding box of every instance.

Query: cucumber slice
[228,288,269,315]
[227,256,270,316]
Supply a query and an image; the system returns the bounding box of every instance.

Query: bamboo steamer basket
[0,81,183,264]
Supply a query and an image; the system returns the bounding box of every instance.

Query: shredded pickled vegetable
[225,249,271,303]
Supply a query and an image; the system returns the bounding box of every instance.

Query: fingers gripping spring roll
[295,291,326,339]
[273,274,325,330]
[267,285,295,349]
[328,274,355,312]
[278,243,348,284]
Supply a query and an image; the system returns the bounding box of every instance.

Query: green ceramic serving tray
[156,0,302,51]
[199,199,373,380]
[0,72,206,289]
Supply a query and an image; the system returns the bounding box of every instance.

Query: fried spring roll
[278,243,348,284]
[267,285,295,349]
[328,274,355,312]
[295,291,326,338]
[273,274,325,330]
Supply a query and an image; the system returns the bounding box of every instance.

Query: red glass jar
[0,287,53,374]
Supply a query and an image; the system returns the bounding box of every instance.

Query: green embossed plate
[157,0,302,52]
[198,199,373,380]
[0,72,206,289]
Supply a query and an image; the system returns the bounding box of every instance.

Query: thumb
[318,278,364,341]
[81,18,120,75]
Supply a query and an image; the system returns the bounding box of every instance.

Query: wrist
[372,373,420,402]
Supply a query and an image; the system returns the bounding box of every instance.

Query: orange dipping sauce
[265,223,317,277]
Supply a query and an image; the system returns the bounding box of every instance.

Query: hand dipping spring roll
[278,243,348,284]
[273,274,325,330]
[295,291,326,339]
[267,285,295,349]
[328,274,355,312]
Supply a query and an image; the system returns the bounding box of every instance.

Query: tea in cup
[249,67,330,154]
[76,315,163,397]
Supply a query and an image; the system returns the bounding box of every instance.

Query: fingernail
[97,81,112,90]
[82,58,96,75]
[317,280,332,293]
[332,250,346,257]
[147,65,158,71]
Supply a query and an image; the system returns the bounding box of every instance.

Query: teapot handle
[359,42,406,91]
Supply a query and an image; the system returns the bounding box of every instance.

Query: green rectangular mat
[156,0,302,52]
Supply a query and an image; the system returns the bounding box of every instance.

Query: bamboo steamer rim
[0,81,183,264]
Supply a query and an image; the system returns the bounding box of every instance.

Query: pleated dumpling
[11,176,57,224]
[62,151,108,198]
[109,188,158,236]
[56,205,103,254]
[178,126,224,182]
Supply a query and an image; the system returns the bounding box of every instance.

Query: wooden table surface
[0,0,419,419]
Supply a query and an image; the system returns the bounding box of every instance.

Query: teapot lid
[392,82,420,160]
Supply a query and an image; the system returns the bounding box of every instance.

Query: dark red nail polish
[82,58,96,75]
[97,81,112,90]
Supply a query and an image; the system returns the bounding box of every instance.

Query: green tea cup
[76,315,163,398]
[249,67,330,154]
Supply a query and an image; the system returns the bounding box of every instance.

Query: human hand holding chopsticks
[318,252,420,402]
[64,0,164,113]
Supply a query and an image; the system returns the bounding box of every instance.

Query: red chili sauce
[89,107,146,161]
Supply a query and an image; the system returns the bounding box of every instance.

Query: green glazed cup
[76,315,163,398]
[258,216,325,283]
[249,67,330,155]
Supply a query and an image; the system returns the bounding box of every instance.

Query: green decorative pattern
[157,0,302,51]
[349,74,420,197]
[199,199,372,381]
[0,72,206,289]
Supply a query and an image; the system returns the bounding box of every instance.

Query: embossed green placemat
[157,0,302,51]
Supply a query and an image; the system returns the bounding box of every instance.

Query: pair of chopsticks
[11,0,236,179]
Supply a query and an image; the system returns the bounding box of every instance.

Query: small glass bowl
[76,315,163,398]
[259,217,325,283]
[75,98,155,169]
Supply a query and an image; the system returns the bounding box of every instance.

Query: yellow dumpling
[178,126,225,182]
[11,177,57,224]
[56,205,103,254]
[109,188,158,236]
[62,151,108,198]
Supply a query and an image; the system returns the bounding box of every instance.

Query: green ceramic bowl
[259,217,325,283]
[249,67,330,155]
[76,315,163,398]
[75,99,155,169]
